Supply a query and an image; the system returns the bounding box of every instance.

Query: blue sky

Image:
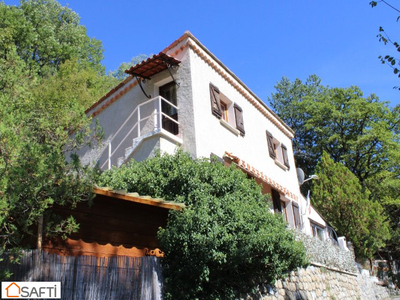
[4,0,400,107]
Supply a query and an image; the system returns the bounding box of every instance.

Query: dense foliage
[269,75,400,260]
[311,152,390,259]
[0,0,117,262]
[98,151,307,300]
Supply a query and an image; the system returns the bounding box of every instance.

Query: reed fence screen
[1,250,163,300]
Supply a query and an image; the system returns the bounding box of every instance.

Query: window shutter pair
[209,83,245,135]
[266,130,290,169]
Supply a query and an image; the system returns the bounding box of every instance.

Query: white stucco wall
[77,76,148,167]
[296,193,328,239]
[179,41,301,204]
[77,46,194,169]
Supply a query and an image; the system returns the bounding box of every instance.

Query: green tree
[98,151,307,300]
[269,75,400,260]
[267,75,328,179]
[311,152,390,259]
[0,0,115,267]
[0,0,104,77]
[0,61,105,252]
[269,76,400,184]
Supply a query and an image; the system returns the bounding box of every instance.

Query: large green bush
[98,151,307,300]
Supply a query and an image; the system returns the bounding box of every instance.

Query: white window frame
[310,221,326,241]
[219,94,240,135]
[272,138,288,170]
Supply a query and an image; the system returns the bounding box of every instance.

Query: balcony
[98,96,181,170]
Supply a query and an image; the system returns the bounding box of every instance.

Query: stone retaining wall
[244,265,391,300]
[241,232,393,299]
[295,231,357,274]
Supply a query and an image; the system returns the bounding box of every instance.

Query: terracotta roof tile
[224,152,298,201]
[125,52,180,78]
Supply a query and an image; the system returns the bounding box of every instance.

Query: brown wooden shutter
[281,144,290,169]
[292,203,301,228]
[266,130,276,159]
[209,83,222,118]
[233,103,245,135]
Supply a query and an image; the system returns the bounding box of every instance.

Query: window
[220,101,228,121]
[209,83,245,135]
[160,82,178,135]
[292,203,301,229]
[271,189,289,222]
[271,189,281,214]
[310,221,325,241]
[266,130,290,170]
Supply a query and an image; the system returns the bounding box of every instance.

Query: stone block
[296,269,304,276]
[316,289,322,297]
[298,291,308,300]
[285,291,297,300]
[311,291,317,300]
[275,280,282,289]
[288,282,296,291]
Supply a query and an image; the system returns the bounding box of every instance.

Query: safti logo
[1,282,61,299]
[4,283,19,298]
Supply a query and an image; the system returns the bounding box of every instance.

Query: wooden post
[37,214,43,250]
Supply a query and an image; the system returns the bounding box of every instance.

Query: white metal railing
[100,96,180,170]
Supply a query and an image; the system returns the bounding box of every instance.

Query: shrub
[98,151,307,300]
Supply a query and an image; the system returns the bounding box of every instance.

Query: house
[77,31,333,244]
